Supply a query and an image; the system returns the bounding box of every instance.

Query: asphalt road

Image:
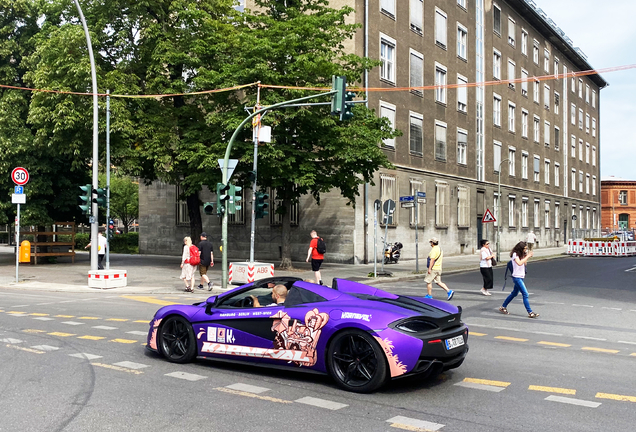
[1,256,635,431]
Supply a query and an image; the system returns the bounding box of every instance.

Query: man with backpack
[306,230,326,285]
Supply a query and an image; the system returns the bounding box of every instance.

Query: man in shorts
[424,237,454,301]
[305,230,324,285]
[197,232,214,291]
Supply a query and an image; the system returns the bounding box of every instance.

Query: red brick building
[601,177,636,232]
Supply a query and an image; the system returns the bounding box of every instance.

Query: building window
[457,129,468,165]
[509,196,516,227]
[380,174,397,225]
[544,85,550,110]
[435,121,447,161]
[493,4,501,35]
[409,113,423,156]
[521,110,528,138]
[493,50,502,80]
[410,50,424,95]
[619,190,628,205]
[435,8,447,48]
[268,188,299,226]
[544,121,550,147]
[592,90,597,108]
[533,116,540,143]
[578,78,583,98]
[592,146,597,166]
[457,25,467,60]
[228,196,246,225]
[579,170,584,193]
[578,108,583,130]
[571,135,576,159]
[585,142,590,163]
[509,147,516,176]
[571,169,576,191]
[533,79,540,103]
[544,160,550,184]
[585,113,590,134]
[435,63,447,104]
[545,201,551,228]
[554,92,560,114]
[533,40,539,64]
[494,141,502,172]
[457,186,470,227]
[410,179,426,226]
[571,103,576,125]
[533,156,540,182]
[380,34,396,83]
[508,17,515,46]
[493,94,501,126]
[555,204,560,229]
[571,75,576,93]
[586,208,590,229]
[507,59,516,89]
[521,152,528,179]
[176,185,189,226]
[381,0,395,17]
[554,163,560,187]
[544,48,550,73]
[592,176,596,196]
[554,58,559,78]
[534,200,540,228]
[435,182,449,227]
[586,84,590,104]
[380,101,396,148]
[579,139,583,161]
[410,0,423,33]
[521,29,528,55]
[457,0,466,8]
[508,102,516,132]
[554,126,560,151]
[586,174,590,194]
[592,118,597,137]
[522,199,528,227]
[521,69,528,96]
[457,74,468,112]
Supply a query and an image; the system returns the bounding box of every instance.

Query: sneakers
[207,282,213,291]
[197,284,204,290]
[480,288,492,296]
[424,294,433,299]
[447,290,455,301]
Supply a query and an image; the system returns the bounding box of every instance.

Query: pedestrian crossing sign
[482,209,496,223]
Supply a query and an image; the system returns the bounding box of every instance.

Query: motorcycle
[383,242,403,264]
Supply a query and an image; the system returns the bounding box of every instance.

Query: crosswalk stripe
[29,313,49,316]
[78,335,106,340]
[226,383,270,394]
[69,353,103,360]
[1,338,24,344]
[165,371,207,382]
[386,416,444,431]
[8,345,45,354]
[126,331,148,336]
[454,381,506,392]
[47,332,75,337]
[581,347,619,354]
[33,317,55,321]
[92,326,117,330]
[61,321,85,326]
[31,345,60,351]
[462,378,510,387]
[91,363,143,374]
[78,317,100,320]
[113,361,149,370]
[54,315,74,318]
[545,395,601,408]
[295,396,348,410]
[23,329,46,333]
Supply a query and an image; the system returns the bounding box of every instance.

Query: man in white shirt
[526,232,537,250]
[84,231,108,269]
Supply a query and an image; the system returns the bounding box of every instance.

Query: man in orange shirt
[306,230,324,285]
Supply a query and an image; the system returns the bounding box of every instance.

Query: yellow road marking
[78,317,100,320]
[630,353,636,357]
[214,387,292,404]
[134,320,148,323]
[8,311,26,314]
[110,339,137,344]
[470,332,487,337]
[163,297,180,299]
[55,315,74,318]
[463,378,510,388]
[29,313,49,316]
[529,385,576,395]
[106,318,129,322]
[538,341,571,347]
[48,332,75,337]
[495,336,528,342]
[78,335,105,340]
[389,424,432,432]
[582,347,619,354]
[91,363,143,375]
[121,295,180,306]
[596,392,636,403]
[23,329,46,334]
[6,344,45,354]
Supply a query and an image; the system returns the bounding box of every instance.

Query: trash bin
[19,240,31,263]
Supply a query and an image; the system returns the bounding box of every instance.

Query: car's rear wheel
[327,329,388,393]
[158,315,197,363]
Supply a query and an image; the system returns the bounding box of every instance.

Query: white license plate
[445,335,465,350]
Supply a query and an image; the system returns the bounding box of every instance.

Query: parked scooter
[383,242,403,264]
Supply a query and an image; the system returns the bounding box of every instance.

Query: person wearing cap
[424,237,454,301]
[196,232,214,291]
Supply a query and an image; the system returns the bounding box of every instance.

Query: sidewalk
[0,245,568,295]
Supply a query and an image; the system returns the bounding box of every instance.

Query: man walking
[526,231,537,250]
[196,232,214,291]
[306,230,324,285]
[85,231,107,270]
[424,237,454,301]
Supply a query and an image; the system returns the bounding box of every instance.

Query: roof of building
[601,176,636,182]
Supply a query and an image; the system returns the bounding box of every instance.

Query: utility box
[229,262,274,285]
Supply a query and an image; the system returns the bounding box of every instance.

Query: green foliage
[75,232,138,253]
[99,173,138,232]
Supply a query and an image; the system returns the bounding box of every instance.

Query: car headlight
[394,318,439,333]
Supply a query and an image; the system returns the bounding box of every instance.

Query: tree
[99,174,138,233]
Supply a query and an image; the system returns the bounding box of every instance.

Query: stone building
[601,177,636,233]
[139,0,606,261]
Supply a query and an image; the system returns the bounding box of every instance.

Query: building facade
[601,177,636,233]
[139,0,606,261]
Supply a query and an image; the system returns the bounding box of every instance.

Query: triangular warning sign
[482,208,496,223]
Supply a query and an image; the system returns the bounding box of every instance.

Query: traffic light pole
[105,90,111,270]
[221,89,336,289]
[249,84,261,264]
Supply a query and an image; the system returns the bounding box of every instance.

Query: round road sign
[11,167,29,186]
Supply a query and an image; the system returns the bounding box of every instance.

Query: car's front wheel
[327,329,388,393]
[158,315,197,363]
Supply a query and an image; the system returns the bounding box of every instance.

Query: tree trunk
[279,198,293,269]
[187,191,202,244]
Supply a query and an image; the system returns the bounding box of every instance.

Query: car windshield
[216,287,275,309]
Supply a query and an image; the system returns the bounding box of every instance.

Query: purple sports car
[147,277,469,393]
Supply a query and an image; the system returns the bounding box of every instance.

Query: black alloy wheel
[327,329,388,393]
[158,315,197,363]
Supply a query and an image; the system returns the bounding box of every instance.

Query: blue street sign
[399,195,414,202]
[14,186,23,194]
[416,191,426,198]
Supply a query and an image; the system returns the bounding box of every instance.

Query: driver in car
[251,284,288,307]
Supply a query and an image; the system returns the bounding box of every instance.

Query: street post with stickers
[11,167,29,283]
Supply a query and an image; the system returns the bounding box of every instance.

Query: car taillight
[428,339,442,344]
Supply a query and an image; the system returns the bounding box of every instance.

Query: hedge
[75,232,139,253]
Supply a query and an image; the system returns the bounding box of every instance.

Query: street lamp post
[496,158,509,263]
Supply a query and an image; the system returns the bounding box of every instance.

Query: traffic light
[79,184,92,215]
[108,219,115,239]
[92,187,107,207]
[341,91,356,121]
[331,75,346,117]
[203,202,214,215]
[228,184,242,215]
[255,192,269,219]
[216,183,230,215]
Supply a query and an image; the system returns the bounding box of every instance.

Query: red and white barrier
[88,269,127,289]
[567,240,636,257]
[228,262,275,285]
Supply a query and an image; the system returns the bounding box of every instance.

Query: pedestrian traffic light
[331,75,346,117]
[341,91,356,121]
[228,184,242,215]
[203,202,214,215]
[255,192,269,219]
[79,184,92,215]
[216,183,230,215]
[92,187,107,207]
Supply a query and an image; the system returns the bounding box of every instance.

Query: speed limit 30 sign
[11,167,29,186]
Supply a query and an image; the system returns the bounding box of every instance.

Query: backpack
[502,260,514,291]
[316,238,327,254]
[188,245,201,266]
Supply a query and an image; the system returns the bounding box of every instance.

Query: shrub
[74,232,138,254]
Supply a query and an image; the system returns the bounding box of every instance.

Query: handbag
[489,248,497,266]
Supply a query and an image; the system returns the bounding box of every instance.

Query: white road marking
[36,302,56,305]
[33,317,55,321]
[61,321,85,326]
[573,336,607,341]
[386,416,445,431]
[226,383,270,394]
[601,307,622,311]
[617,340,636,345]
[542,302,565,305]
[69,353,102,360]
[295,396,348,410]
[92,326,118,330]
[113,361,149,370]
[31,345,60,351]
[126,331,148,336]
[454,381,507,392]
[572,304,594,308]
[530,331,563,336]
[0,338,24,344]
[10,305,30,308]
[7,313,27,317]
[165,371,207,382]
[545,395,601,408]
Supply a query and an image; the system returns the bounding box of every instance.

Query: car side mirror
[206,295,217,305]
